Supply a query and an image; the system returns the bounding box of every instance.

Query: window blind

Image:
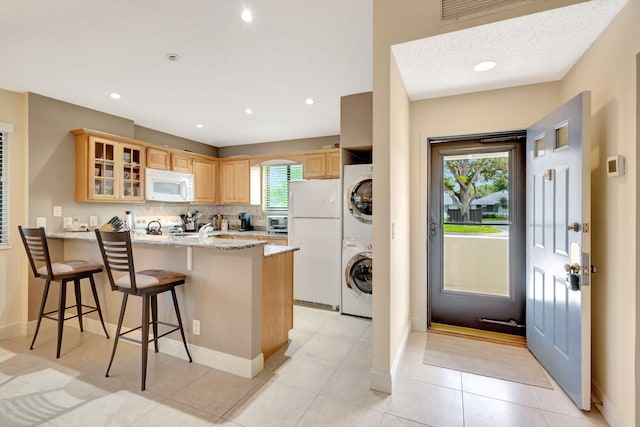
[0,131,8,248]
[262,164,302,212]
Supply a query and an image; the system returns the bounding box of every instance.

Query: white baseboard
[592,381,629,427]
[411,317,427,332]
[0,322,27,340]
[370,369,392,394]
[67,317,264,379]
[370,319,411,395]
[160,336,264,378]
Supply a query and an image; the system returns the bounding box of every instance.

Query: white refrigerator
[288,180,342,309]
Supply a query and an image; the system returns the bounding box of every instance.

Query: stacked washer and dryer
[342,164,373,318]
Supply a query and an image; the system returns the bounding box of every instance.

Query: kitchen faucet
[198,223,213,242]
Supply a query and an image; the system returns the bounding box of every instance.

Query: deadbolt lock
[566,222,581,232]
[564,263,581,274]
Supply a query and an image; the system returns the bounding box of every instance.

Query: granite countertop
[48,231,298,256]
[210,230,288,239]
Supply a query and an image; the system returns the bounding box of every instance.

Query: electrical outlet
[53,206,62,217]
[192,319,200,336]
[89,215,98,227]
[63,217,72,229]
[36,217,46,228]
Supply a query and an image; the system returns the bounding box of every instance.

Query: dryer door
[347,176,372,224]
[345,252,373,296]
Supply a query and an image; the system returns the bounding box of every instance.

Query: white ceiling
[0,0,373,147]
[393,0,627,101]
[0,1,627,147]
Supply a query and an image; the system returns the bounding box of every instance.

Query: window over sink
[261,163,303,212]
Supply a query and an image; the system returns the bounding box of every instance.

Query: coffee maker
[238,213,251,231]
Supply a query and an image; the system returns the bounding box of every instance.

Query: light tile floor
[0,306,608,426]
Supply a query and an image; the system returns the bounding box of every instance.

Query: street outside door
[526,92,591,410]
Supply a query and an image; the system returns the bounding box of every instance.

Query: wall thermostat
[607,155,625,177]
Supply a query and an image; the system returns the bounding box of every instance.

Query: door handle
[429,215,438,238]
[564,263,581,291]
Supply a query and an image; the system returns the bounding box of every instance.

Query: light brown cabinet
[193,158,217,204]
[219,159,250,204]
[73,130,145,202]
[147,147,193,173]
[302,149,340,179]
[146,147,170,170]
[172,152,193,173]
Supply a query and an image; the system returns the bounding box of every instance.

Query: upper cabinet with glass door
[72,129,145,202]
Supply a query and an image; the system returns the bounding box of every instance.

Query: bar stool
[94,230,192,391]
[18,226,109,358]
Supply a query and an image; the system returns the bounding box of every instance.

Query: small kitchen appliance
[267,216,288,234]
[238,213,251,231]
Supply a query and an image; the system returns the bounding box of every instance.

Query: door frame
[426,131,526,331]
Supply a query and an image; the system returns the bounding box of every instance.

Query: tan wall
[388,57,412,376]
[134,125,218,157]
[0,89,28,338]
[340,92,372,149]
[558,1,640,423]
[217,135,338,158]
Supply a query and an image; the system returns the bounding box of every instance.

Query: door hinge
[582,223,590,233]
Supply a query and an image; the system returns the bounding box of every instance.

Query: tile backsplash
[133,203,266,230]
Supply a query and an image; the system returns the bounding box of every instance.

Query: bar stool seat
[18,226,110,358]
[95,230,192,391]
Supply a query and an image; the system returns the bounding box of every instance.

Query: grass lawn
[444,224,502,233]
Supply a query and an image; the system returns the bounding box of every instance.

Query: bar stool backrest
[95,230,139,293]
[18,226,54,279]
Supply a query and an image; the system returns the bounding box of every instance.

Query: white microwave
[145,168,195,202]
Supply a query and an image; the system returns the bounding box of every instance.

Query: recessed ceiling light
[244,108,253,115]
[305,98,314,105]
[473,60,497,72]
[109,93,121,99]
[241,9,253,22]
[167,53,180,62]
[195,123,204,128]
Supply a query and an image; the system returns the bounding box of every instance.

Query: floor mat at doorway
[423,332,553,389]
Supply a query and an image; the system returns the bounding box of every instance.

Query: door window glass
[442,151,510,296]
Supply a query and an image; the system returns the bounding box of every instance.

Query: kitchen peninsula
[48,231,297,378]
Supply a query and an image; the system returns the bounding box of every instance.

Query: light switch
[89,216,98,227]
[63,217,72,229]
[36,217,46,228]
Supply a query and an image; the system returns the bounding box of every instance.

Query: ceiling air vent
[440,0,534,22]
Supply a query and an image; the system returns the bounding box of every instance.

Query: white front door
[526,92,591,410]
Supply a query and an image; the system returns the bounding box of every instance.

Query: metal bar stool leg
[56,279,68,359]
[141,294,150,391]
[89,275,110,338]
[74,279,84,332]
[106,293,128,378]
[30,280,51,350]
[151,295,159,353]
[171,288,192,362]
